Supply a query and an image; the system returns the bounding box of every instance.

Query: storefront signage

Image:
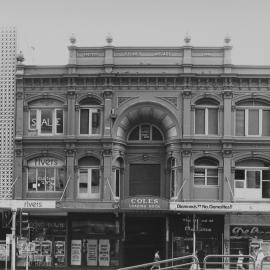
[231,226,270,237]
[28,158,64,167]
[71,240,81,266]
[0,200,56,209]
[99,239,110,266]
[87,239,97,266]
[121,197,169,210]
[170,201,270,213]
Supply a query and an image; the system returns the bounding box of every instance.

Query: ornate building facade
[13,35,270,268]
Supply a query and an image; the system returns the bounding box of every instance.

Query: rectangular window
[80,109,89,134]
[170,169,176,197]
[115,169,120,198]
[194,168,218,186]
[195,109,205,134]
[40,109,53,134]
[141,125,151,140]
[91,169,100,194]
[208,108,218,135]
[29,109,64,135]
[27,167,64,192]
[91,110,100,135]
[234,168,270,200]
[236,110,245,136]
[262,110,270,136]
[56,110,63,134]
[29,110,37,129]
[236,108,270,137]
[78,168,100,198]
[80,109,101,135]
[248,110,259,135]
[129,164,160,196]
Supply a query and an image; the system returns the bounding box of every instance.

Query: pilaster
[102,147,113,201]
[67,90,76,137]
[103,90,113,137]
[182,90,192,137]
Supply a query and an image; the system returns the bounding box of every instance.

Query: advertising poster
[99,239,110,266]
[0,243,9,261]
[71,240,81,266]
[87,239,97,266]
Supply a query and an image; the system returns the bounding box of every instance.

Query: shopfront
[230,214,270,259]
[16,216,67,268]
[69,213,120,268]
[170,214,224,263]
[120,197,169,266]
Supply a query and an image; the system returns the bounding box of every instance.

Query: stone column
[182,148,191,200]
[103,90,113,137]
[183,90,192,137]
[223,91,233,138]
[14,148,23,199]
[102,148,113,200]
[223,149,233,201]
[67,90,76,137]
[65,148,75,200]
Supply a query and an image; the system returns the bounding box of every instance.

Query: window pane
[28,168,36,191]
[262,110,270,136]
[207,168,218,177]
[235,170,245,180]
[55,168,65,191]
[91,169,100,194]
[80,109,89,134]
[235,180,244,188]
[46,168,55,191]
[171,169,176,197]
[263,170,270,180]
[262,181,270,198]
[208,108,218,135]
[40,109,53,134]
[56,110,63,134]
[37,168,45,191]
[207,177,218,185]
[246,171,260,188]
[248,110,259,135]
[236,110,245,136]
[195,109,205,134]
[79,169,88,193]
[152,126,163,140]
[91,110,100,134]
[129,127,139,140]
[194,177,205,185]
[29,110,37,129]
[194,168,205,185]
[115,169,120,197]
[141,125,151,140]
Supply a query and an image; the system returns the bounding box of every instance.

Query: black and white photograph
[1,0,270,269]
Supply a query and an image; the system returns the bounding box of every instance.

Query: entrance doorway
[123,216,165,266]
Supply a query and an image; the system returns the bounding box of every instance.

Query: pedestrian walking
[237,250,245,270]
[255,248,264,270]
[151,250,160,270]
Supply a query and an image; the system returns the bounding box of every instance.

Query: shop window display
[16,218,67,268]
[70,215,120,267]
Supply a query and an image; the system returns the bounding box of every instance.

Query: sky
[0,0,270,66]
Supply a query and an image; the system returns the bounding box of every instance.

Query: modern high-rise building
[0,26,17,199]
[12,35,270,269]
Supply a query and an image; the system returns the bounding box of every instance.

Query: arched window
[79,97,102,135]
[235,99,270,136]
[128,124,163,141]
[27,157,65,192]
[168,157,177,198]
[194,157,218,186]
[28,99,64,135]
[194,98,219,135]
[78,156,100,199]
[234,159,270,200]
